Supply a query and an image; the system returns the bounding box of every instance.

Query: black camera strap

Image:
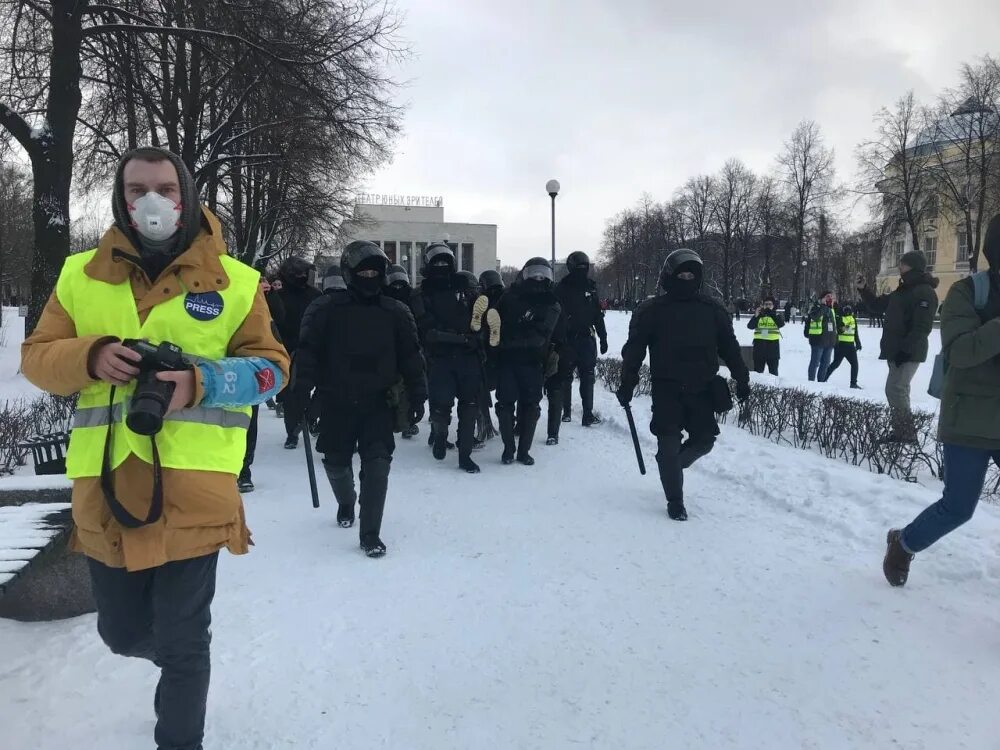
[100,386,165,529]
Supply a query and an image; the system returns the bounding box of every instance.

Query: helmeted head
[322,263,347,293]
[659,248,703,299]
[341,240,389,298]
[456,270,480,295]
[113,146,201,259]
[479,269,504,294]
[566,251,591,278]
[423,242,455,281]
[841,304,854,317]
[385,264,410,289]
[279,256,316,289]
[521,257,554,296]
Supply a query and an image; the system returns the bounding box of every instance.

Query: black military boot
[580,377,601,426]
[324,462,357,529]
[516,404,540,466]
[546,385,563,445]
[457,404,481,474]
[358,456,390,557]
[667,501,688,521]
[430,416,450,461]
[498,404,517,464]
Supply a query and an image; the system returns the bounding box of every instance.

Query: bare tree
[778,120,836,302]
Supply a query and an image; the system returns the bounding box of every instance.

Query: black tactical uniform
[496,258,561,466]
[275,256,321,448]
[293,242,427,557]
[618,249,750,521]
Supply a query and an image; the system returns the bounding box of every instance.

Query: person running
[825,304,862,389]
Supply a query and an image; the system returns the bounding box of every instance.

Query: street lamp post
[546,179,560,266]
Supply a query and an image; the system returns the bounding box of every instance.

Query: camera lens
[126,399,164,436]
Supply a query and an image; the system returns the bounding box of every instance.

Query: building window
[956,231,970,270]
[399,241,412,276]
[461,243,475,274]
[893,238,905,263]
[416,242,428,280]
[383,241,397,265]
[922,236,937,270]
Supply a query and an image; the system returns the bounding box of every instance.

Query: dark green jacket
[938,275,1000,448]
[859,270,939,363]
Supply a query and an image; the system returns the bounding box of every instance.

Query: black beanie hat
[899,250,927,274]
[983,214,1000,272]
[112,146,201,256]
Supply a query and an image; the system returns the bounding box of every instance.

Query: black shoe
[561,413,572,423]
[516,452,535,466]
[459,456,481,474]
[361,536,387,558]
[850,383,862,390]
[582,412,602,427]
[883,529,913,587]
[502,447,516,465]
[265,398,276,410]
[337,505,355,529]
[472,439,486,451]
[309,419,321,436]
[667,501,688,521]
[275,403,285,418]
[237,473,255,494]
[546,436,558,446]
[284,436,298,450]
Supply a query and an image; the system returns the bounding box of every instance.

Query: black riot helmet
[423,242,455,280]
[521,257,554,291]
[385,264,410,289]
[456,270,480,294]
[341,240,389,297]
[479,269,504,292]
[322,263,347,293]
[566,251,591,274]
[659,248,703,292]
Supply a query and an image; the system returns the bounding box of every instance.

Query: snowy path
[2,387,999,749]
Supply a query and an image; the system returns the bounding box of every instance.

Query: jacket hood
[112,147,201,258]
[901,269,939,289]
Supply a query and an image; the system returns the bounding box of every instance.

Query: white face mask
[128,192,180,242]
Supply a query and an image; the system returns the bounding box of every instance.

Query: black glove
[894,353,910,367]
[857,344,862,352]
[600,338,609,355]
[616,385,633,407]
[735,381,751,401]
[409,401,425,426]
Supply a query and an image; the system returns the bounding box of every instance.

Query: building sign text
[358,194,443,208]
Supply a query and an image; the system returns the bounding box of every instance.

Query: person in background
[883,214,1000,587]
[275,256,321,448]
[747,296,784,375]
[825,304,862,389]
[804,291,837,382]
[784,299,794,324]
[384,264,421,439]
[857,251,939,442]
[21,146,289,750]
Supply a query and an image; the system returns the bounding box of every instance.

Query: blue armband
[197,357,285,408]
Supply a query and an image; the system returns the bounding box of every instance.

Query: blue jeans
[902,443,998,553]
[808,345,833,382]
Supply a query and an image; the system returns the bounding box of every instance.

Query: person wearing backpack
[883,214,1000,587]
[857,251,939,441]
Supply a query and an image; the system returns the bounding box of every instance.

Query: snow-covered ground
[604,311,943,413]
[2,309,999,749]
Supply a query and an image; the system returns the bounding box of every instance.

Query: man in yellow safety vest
[746,296,785,375]
[21,146,290,749]
[826,304,863,388]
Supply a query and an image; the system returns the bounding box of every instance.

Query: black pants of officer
[826,343,860,386]
[241,405,259,480]
[560,334,598,420]
[752,339,780,376]
[319,401,394,542]
[545,346,575,439]
[651,383,719,505]
[497,362,544,459]
[428,353,482,461]
[88,552,218,750]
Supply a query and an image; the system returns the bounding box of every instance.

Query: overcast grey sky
[363,0,1000,268]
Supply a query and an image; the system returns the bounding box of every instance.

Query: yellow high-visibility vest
[839,315,857,345]
[754,314,781,342]
[56,249,259,478]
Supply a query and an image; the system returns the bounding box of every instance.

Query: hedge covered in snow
[0,395,76,475]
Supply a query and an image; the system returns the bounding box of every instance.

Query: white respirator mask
[128,192,181,242]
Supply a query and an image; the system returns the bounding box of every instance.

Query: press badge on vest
[185,291,225,321]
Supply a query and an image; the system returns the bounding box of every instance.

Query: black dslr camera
[120,339,190,436]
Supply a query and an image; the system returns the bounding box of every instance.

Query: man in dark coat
[292,242,426,557]
[275,256,321,448]
[553,251,609,427]
[617,249,750,522]
[858,250,939,441]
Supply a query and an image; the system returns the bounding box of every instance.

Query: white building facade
[338,198,498,286]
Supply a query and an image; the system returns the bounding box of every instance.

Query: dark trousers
[650,385,719,503]
[559,334,598,418]
[497,362,544,456]
[826,343,859,385]
[241,405,259,479]
[319,402,395,541]
[751,340,780,376]
[545,346,576,438]
[428,353,482,458]
[902,443,998,553]
[88,553,219,750]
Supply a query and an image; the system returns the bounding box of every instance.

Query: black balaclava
[350,255,386,299]
[280,257,313,290]
[663,260,703,300]
[112,146,201,281]
[984,214,1000,278]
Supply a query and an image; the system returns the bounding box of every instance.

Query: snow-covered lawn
[1,309,998,749]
